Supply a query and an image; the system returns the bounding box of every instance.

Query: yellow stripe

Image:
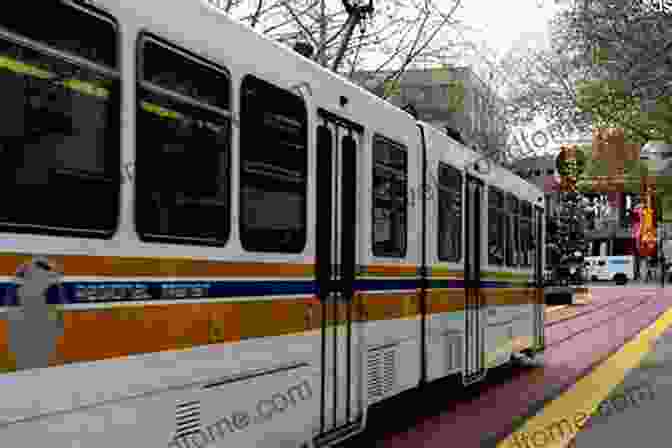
[0,55,51,79]
[140,101,182,120]
[0,55,110,98]
[497,305,672,448]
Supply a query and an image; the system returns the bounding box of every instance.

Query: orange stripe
[356,292,420,321]
[0,253,314,277]
[427,288,465,314]
[428,269,464,278]
[359,264,418,276]
[0,293,420,373]
[0,288,541,374]
[0,297,321,373]
[484,288,538,306]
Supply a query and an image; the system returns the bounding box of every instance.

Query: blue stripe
[0,278,515,306]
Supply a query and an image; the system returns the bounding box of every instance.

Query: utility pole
[331,0,374,72]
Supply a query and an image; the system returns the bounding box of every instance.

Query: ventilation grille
[367,346,397,403]
[175,400,201,440]
[444,334,463,372]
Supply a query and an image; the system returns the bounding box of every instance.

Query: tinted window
[506,194,520,267]
[520,201,532,267]
[136,37,230,246]
[438,163,462,262]
[372,136,407,257]
[488,187,505,265]
[1,1,117,68]
[0,4,120,237]
[142,40,228,110]
[240,75,307,253]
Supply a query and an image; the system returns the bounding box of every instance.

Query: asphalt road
[336,286,672,448]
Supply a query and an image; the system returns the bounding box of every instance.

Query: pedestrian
[660,254,666,287]
[646,257,656,282]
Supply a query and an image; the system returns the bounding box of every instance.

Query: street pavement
[571,302,672,447]
[337,285,672,448]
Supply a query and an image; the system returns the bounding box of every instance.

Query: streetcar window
[437,162,462,262]
[136,36,231,246]
[239,75,307,253]
[488,187,505,265]
[372,135,407,258]
[506,194,520,267]
[1,2,117,68]
[0,4,120,237]
[520,201,533,267]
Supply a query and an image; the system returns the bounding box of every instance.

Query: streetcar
[0,1,546,447]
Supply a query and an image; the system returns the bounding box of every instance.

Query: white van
[585,256,633,284]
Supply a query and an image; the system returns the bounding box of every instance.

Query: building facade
[510,155,563,267]
[352,67,507,153]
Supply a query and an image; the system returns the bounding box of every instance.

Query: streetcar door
[533,206,545,350]
[314,109,364,445]
[463,175,486,385]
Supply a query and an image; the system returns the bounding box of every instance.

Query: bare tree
[213,0,465,80]
[209,0,550,166]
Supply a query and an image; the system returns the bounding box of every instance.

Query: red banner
[640,207,657,257]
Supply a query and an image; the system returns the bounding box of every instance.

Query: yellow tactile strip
[496,302,672,448]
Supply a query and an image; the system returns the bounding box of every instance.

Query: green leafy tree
[576,79,672,146]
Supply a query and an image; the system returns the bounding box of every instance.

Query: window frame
[238,74,308,254]
[520,201,533,267]
[135,32,232,247]
[488,186,506,266]
[506,193,520,267]
[437,161,462,262]
[0,1,121,238]
[371,134,408,258]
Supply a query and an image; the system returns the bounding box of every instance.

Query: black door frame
[463,175,486,384]
[315,108,364,439]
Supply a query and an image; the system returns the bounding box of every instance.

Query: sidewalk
[572,307,672,447]
[587,279,666,288]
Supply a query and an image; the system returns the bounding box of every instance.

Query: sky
[452,0,568,59]
[447,0,587,153]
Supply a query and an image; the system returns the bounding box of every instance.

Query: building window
[239,75,308,253]
[488,187,505,265]
[438,163,462,261]
[136,37,231,246]
[0,2,120,237]
[373,136,407,257]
